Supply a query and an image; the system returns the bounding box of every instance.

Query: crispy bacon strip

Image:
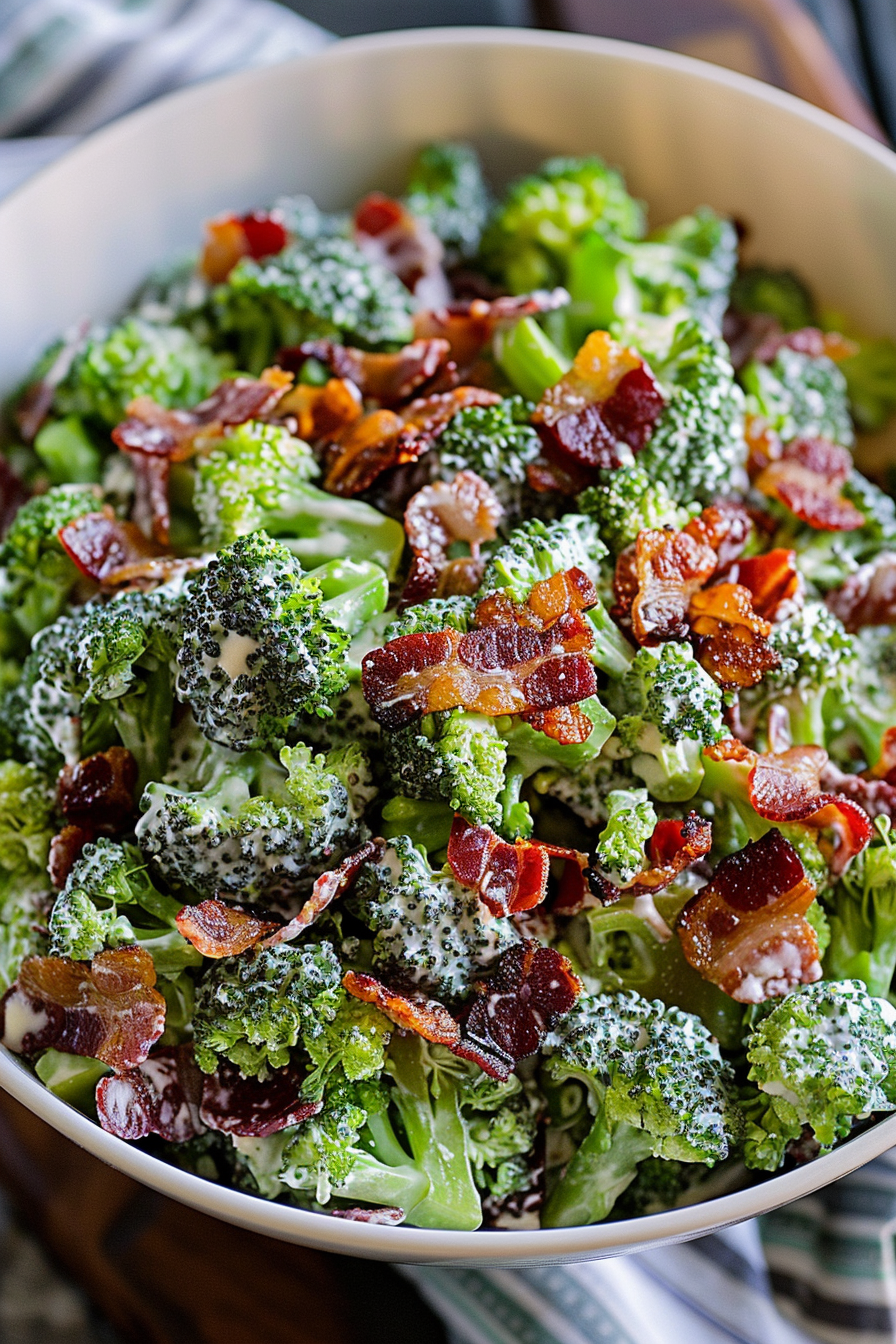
[0,946,165,1070]
[754,436,864,532]
[455,942,581,1081]
[401,470,503,604]
[826,552,896,632]
[354,192,448,303]
[342,971,458,1046]
[200,209,289,284]
[534,331,665,475]
[49,825,93,889]
[752,326,858,364]
[263,840,384,947]
[819,759,896,822]
[414,290,569,373]
[626,814,713,897]
[276,377,362,443]
[723,549,802,622]
[199,1057,322,1136]
[678,829,821,1003]
[629,528,718,645]
[59,508,164,580]
[281,338,450,406]
[175,900,281,958]
[96,1045,204,1142]
[58,746,137,833]
[683,502,753,572]
[447,816,551,917]
[688,582,781,689]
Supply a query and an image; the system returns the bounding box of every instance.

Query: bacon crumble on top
[401,470,503,605]
[200,209,289,285]
[175,899,282,959]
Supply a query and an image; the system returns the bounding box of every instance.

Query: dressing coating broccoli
[741,346,854,448]
[382,711,507,832]
[404,141,490,260]
[0,759,56,989]
[437,397,542,518]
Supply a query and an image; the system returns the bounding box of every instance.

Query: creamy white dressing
[2,993,48,1052]
[217,631,261,680]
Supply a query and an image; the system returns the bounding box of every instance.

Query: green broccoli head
[540,751,637,829]
[606,642,724,802]
[596,788,658,884]
[578,463,697,556]
[303,995,392,1097]
[213,236,415,373]
[175,533,351,752]
[460,1071,539,1203]
[743,979,896,1169]
[349,834,519,1003]
[192,938,344,1076]
[383,597,475,641]
[11,616,93,773]
[136,741,373,901]
[742,345,854,448]
[437,397,542,519]
[404,141,491,259]
[0,759,56,901]
[729,266,815,332]
[0,484,100,654]
[837,334,896,432]
[382,710,507,832]
[480,155,645,293]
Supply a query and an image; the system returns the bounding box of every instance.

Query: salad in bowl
[1,140,896,1234]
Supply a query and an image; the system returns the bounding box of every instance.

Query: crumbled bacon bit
[519,703,594,744]
[689,582,781,689]
[0,946,165,1070]
[744,413,783,474]
[447,816,551,917]
[534,332,664,475]
[628,528,717,645]
[175,900,281,958]
[354,192,448,303]
[96,1045,204,1142]
[49,825,93,889]
[677,829,821,1003]
[455,942,581,1081]
[752,326,858,365]
[280,338,451,406]
[869,727,896,783]
[624,813,713,897]
[199,1058,322,1137]
[276,377,363,442]
[263,840,384,946]
[58,508,167,584]
[723,549,802,622]
[684,502,753,572]
[342,971,458,1046]
[401,470,503,605]
[330,1206,406,1225]
[826,552,896,632]
[413,290,569,374]
[753,437,864,532]
[58,746,137,833]
[526,456,590,496]
[819,759,896,822]
[200,209,288,284]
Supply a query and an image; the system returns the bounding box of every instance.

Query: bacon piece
[754,437,864,532]
[330,1206,406,1225]
[819,760,896,822]
[175,900,281,958]
[322,386,501,496]
[96,1045,205,1142]
[678,829,820,1003]
[752,326,858,365]
[58,746,137,833]
[342,971,459,1046]
[689,582,781,689]
[526,456,590,497]
[534,332,664,475]
[869,727,896,784]
[200,209,288,284]
[401,470,502,604]
[826,552,896,632]
[723,549,802,622]
[628,528,718,645]
[455,942,581,1081]
[519,703,594,744]
[625,813,713,897]
[684,502,753,573]
[276,377,363,443]
[744,413,783,474]
[0,456,29,536]
[447,816,550,917]
[15,320,90,443]
[354,192,448,304]
[281,338,450,406]
[263,840,384,947]
[49,824,93,889]
[199,1058,322,1137]
[0,947,165,1070]
[723,311,783,372]
[414,290,570,373]
[58,508,166,582]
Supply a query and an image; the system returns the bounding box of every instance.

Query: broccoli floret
[382,711,507,832]
[0,484,100,655]
[48,317,229,428]
[47,838,200,976]
[480,155,645,294]
[302,995,392,1097]
[0,759,56,990]
[742,345,854,448]
[212,236,414,373]
[620,313,747,504]
[437,397,542,518]
[292,681,381,755]
[383,597,475,641]
[193,420,405,579]
[176,534,387,752]
[460,1071,539,1203]
[612,1156,709,1218]
[349,834,518,1003]
[605,643,724,802]
[823,817,896,998]
[837,334,896,432]
[541,989,740,1226]
[595,788,658,884]
[8,619,84,772]
[539,751,636,830]
[729,266,815,332]
[742,979,896,1170]
[404,141,490,260]
[192,938,344,1076]
[136,741,373,901]
[578,463,697,556]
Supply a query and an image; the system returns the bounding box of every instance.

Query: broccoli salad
[3,144,896,1233]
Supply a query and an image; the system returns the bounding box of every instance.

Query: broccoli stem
[587,608,636,680]
[494,316,571,401]
[542,1108,654,1228]
[33,417,101,485]
[274,488,405,580]
[380,796,455,852]
[386,1033,483,1231]
[499,762,533,839]
[110,660,173,794]
[314,559,390,637]
[329,1151,432,1214]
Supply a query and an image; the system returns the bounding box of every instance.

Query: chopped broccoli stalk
[596,788,658,884]
[493,316,572,403]
[404,141,490,259]
[212,236,415,373]
[382,711,507,832]
[438,396,542,517]
[0,484,100,655]
[136,741,373,900]
[729,266,815,331]
[606,643,724,802]
[175,533,360,752]
[480,155,645,294]
[192,939,345,1076]
[380,796,455,853]
[48,838,200,974]
[578,463,697,555]
[742,979,896,1170]
[194,420,404,578]
[823,817,896,997]
[542,990,740,1226]
[33,416,101,485]
[741,346,854,448]
[349,834,518,1003]
[34,1050,110,1113]
[316,557,390,639]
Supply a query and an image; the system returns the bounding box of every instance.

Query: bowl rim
[3,23,896,1261]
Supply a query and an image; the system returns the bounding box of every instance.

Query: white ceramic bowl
[2,27,896,1265]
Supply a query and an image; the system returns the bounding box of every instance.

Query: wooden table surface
[0,1092,446,1344]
